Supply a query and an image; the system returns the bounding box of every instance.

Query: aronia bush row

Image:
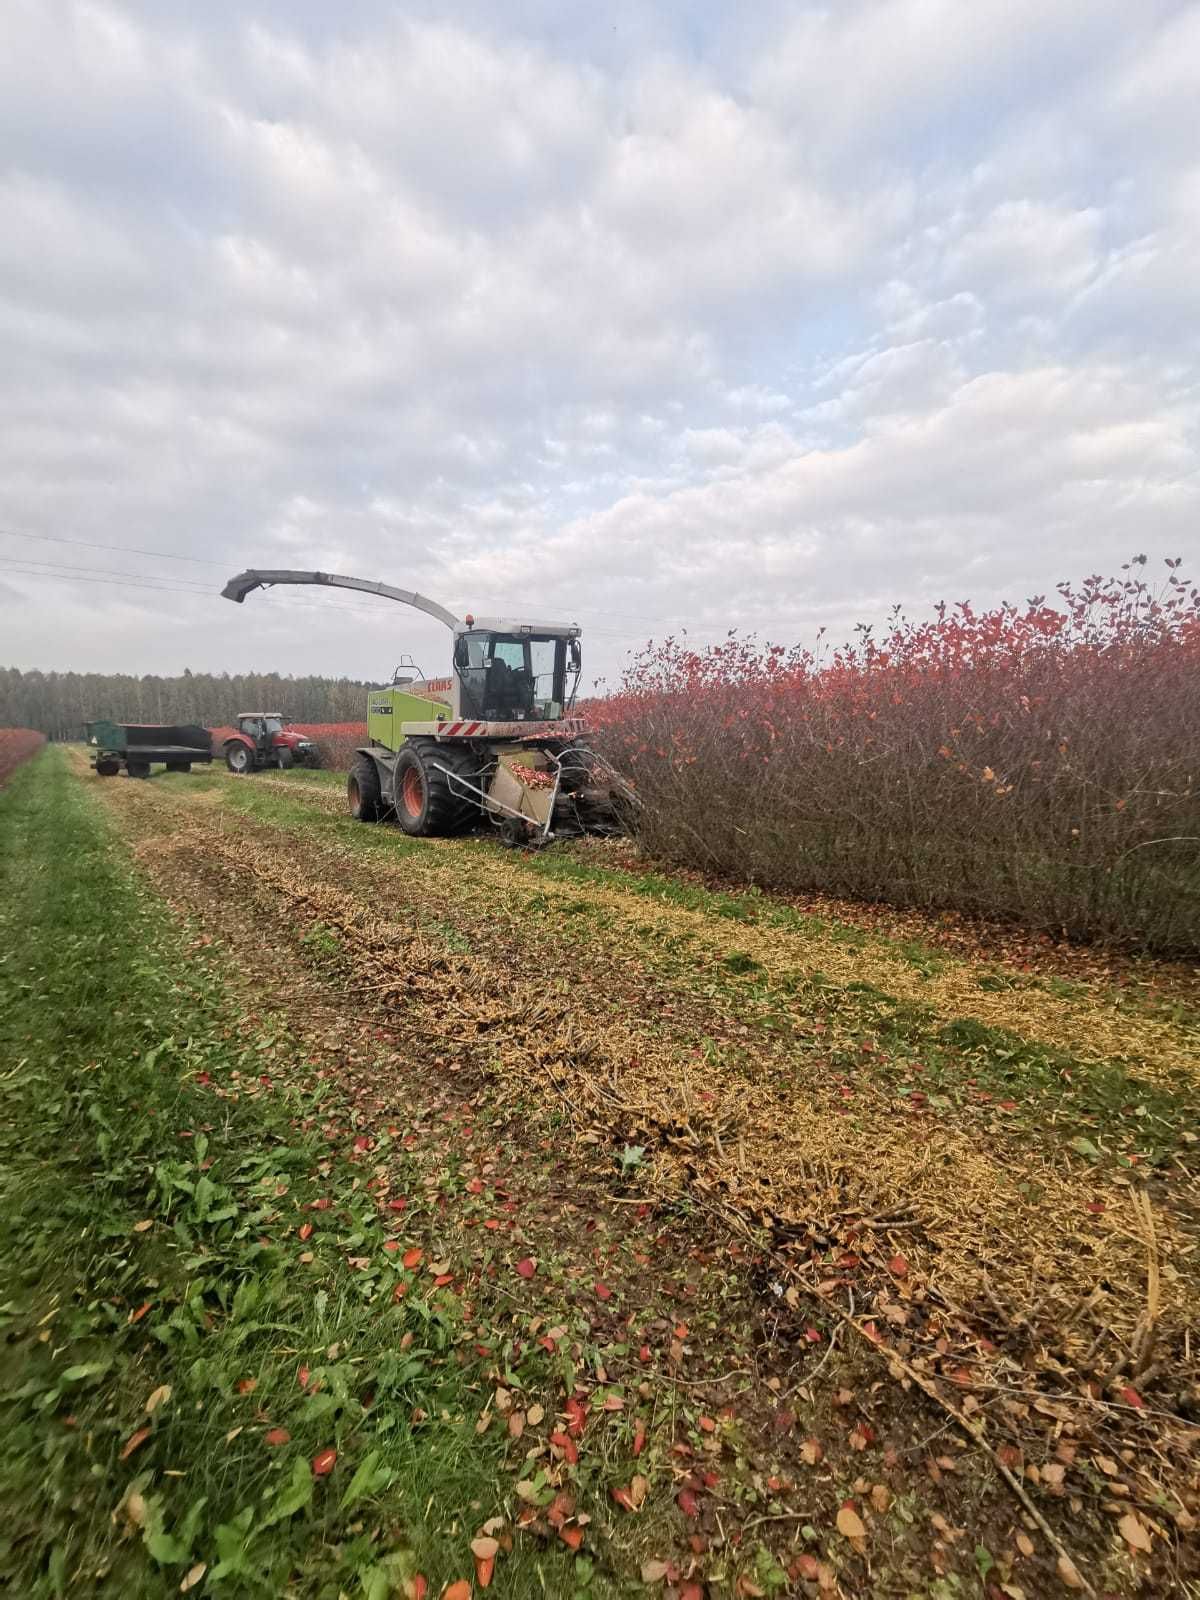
[0,728,46,788]
[590,559,1200,954]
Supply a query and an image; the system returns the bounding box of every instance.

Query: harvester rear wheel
[393,742,480,837]
[348,756,383,823]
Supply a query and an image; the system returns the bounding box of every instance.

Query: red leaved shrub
[597,559,1200,953]
[292,722,367,770]
[0,728,45,788]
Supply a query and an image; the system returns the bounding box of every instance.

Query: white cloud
[0,0,1197,688]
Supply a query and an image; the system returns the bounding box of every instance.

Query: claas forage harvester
[221,568,625,844]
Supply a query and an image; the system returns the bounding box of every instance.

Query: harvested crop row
[92,765,1199,1542]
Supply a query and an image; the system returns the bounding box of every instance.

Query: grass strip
[0,751,608,1599]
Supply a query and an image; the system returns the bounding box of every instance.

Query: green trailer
[85,720,214,779]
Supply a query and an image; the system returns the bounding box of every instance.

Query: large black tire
[166,760,191,773]
[392,742,481,837]
[94,757,120,777]
[126,761,151,779]
[225,741,254,774]
[276,747,295,771]
[348,756,383,823]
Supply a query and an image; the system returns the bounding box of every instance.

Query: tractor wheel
[392,743,480,837]
[276,747,295,771]
[225,741,254,775]
[94,757,120,777]
[348,756,383,823]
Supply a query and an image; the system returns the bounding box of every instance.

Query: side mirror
[569,639,581,673]
[453,638,468,671]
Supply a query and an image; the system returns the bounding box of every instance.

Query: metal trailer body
[85,720,214,778]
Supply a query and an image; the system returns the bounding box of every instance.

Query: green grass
[0,751,619,1599]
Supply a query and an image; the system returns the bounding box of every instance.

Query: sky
[1,0,1198,691]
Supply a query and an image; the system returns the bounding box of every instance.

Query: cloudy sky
[2,0,1197,688]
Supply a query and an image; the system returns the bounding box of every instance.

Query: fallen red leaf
[565,1398,588,1437]
[467,1178,484,1194]
[120,1427,151,1461]
[387,1197,407,1211]
[434,1273,453,1288]
[677,1488,699,1518]
[236,1378,257,1394]
[515,1257,537,1279]
[549,1431,579,1465]
[559,1525,584,1552]
[410,1580,427,1600]
[129,1302,151,1324]
[298,1222,314,1241]
[1119,1386,1145,1409]
[264,1428,290,1446]
[474,1554,495,1588]
[298,1365,310,1388]
[402,1248,423,1269]
[595,1281,612,1300]
[311,1447,337,1476]
[888,1254,909,1276]
[443,1583,471,1600]
[632,1422,646,1456]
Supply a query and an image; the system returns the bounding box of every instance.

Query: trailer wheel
[393,743,479,837]
[95,757,120,777]
[348,757,383,822]
[276,747,295,771]
[225,741,254,774]
[166,760,192,773]
[127,761,151,779]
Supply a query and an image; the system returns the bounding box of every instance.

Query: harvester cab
[221,568,620,842]
[224,712,318,774]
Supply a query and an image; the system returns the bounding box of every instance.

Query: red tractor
[223,713,319,774]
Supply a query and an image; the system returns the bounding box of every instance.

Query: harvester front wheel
[348,756,383,823]
[393,743,479,837]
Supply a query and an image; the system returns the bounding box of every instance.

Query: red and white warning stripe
[434,717,587,740]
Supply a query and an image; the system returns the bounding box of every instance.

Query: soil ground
[3,748,1197,1599]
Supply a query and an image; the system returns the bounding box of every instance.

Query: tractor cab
[238,711,286,744]
[452,618,582,723]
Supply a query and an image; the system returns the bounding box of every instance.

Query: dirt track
[87,755,1200,1595]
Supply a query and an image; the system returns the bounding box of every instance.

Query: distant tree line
[0,667,376,740]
